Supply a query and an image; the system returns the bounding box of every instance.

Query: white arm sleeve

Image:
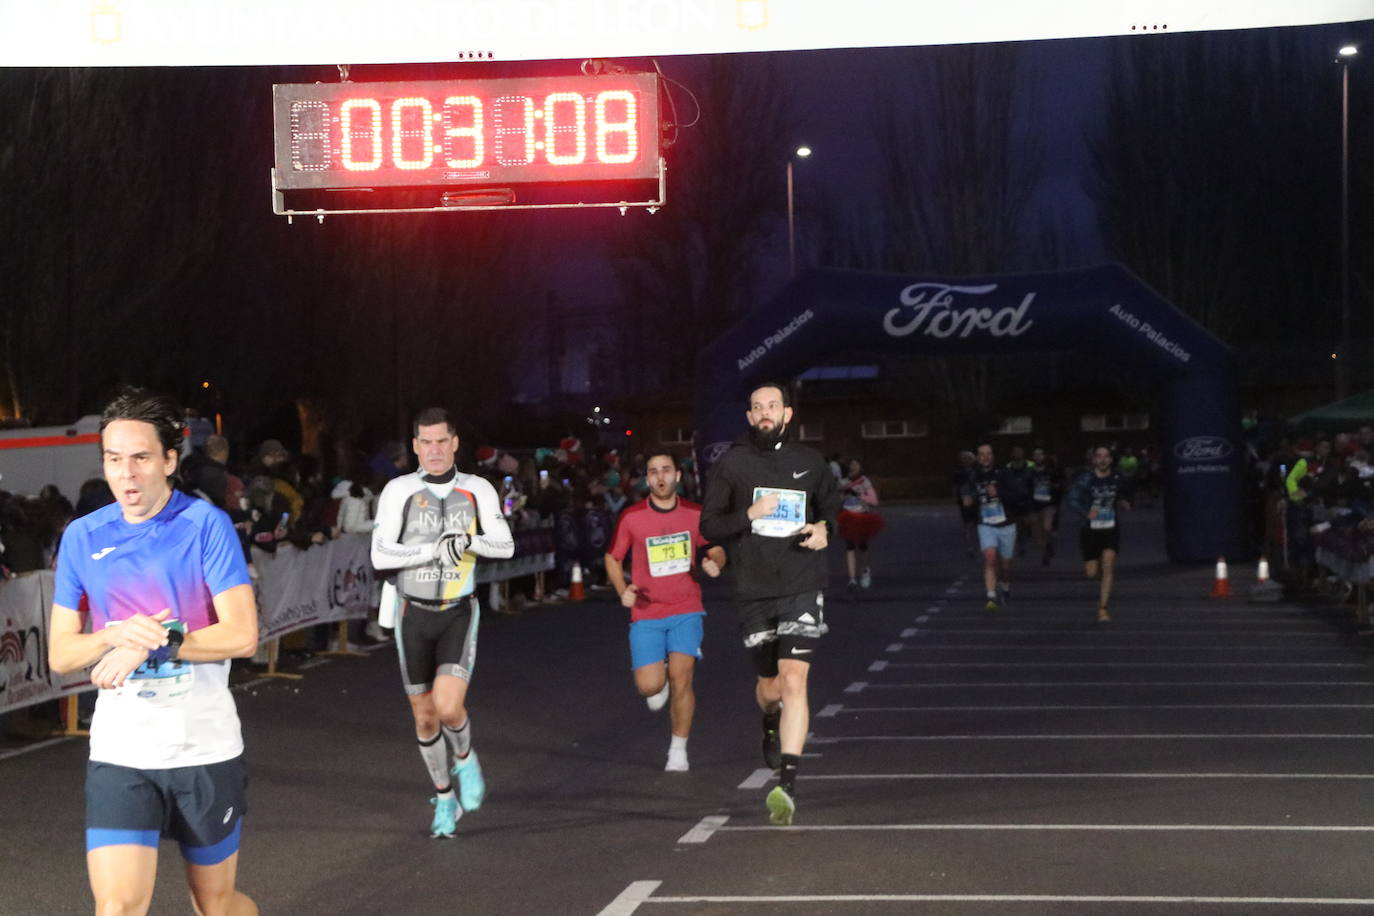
[467,477,515,560]
[370,479,440,570]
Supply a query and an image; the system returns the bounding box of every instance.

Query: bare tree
[610,55,798,392]
[1090,28,1372,344]
[822,42,1046,427]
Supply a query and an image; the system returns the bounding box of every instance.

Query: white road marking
[715,822,1374,833]
[882,662,1368,669]
[880,644,1352,651]
[597,880,662,915]
[900,628,918,637]
[809,733,1374,742]
[840,703,1374,712]
[624,891,1374,907]
[843,682,867,693]
[908,628,1339,638]
[677,815,729,844]
[864,681,1374,689]
[737,769,773,789]
[800,771,1374,780]
[0,736,70,761]
[868,660,889,672]
[885,643,904,653]
[816,703,844,718]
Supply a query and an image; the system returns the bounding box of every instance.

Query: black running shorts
[739,591,828,678]
[85,756,247,864]
[1080,525,1121,561]
[396,596,480,695]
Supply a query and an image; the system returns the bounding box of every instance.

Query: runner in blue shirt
[48,388,260,916]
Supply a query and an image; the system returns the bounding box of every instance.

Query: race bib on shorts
[980,499,1006,525]
[1091,506,1116,530]
[646,531,692,577]
[751,487,807,537]
[1033,482,1052,503]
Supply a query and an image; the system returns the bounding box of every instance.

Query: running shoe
[665,750,689,772]
[766,785,795,826]
[984,597,999,613]
[860,570,872,589]
[646,682,670,711]
[846,578,858,594]
[451,752,486,812]
[761,711,782,770]
[430,795,460,838]
[1097,606,1111,622]
[999,584,1011,604]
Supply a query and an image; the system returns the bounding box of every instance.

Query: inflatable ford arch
[695,264,1244,563]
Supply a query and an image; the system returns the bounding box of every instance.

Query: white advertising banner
[0,571,90,714]
[254,534,379,642]
[0,1,1366,68]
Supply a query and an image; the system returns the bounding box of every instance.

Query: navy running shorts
[85,756,246,865]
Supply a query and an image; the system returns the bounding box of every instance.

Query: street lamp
[1337,44,1358,399]
[787,145,812,276]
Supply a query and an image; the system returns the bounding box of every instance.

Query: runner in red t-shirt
[606,452,725,772]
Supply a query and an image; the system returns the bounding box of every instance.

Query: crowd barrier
[0,529,558,716]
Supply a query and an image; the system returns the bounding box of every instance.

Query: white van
[0,416,103,500]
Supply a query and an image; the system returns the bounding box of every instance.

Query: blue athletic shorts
[978,523,1017,559]
[85,756,246,865]
[628,612,705,670]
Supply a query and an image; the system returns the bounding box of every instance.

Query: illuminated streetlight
[1336,44,1358,398]
[787,145,812,276]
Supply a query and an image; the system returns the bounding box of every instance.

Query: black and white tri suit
[371,468,514,695]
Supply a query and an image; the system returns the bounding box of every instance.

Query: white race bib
[1033,482,1052,503]
[979,499,1006,526]
[106,619,194,707]
[1091,506,1116,530]
[121,657,195,707]
[646,530,692,577]
[751,487,807,537]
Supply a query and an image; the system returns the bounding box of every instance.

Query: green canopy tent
[1290,390,1374,427]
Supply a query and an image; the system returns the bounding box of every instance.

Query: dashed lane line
[834,703,1374,712]
[807,733,1374,743]
[602,887,1374,911]
[862,680,1374,688]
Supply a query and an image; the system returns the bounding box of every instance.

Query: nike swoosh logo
[792,470,809,479]
[91,547,116,560]
[790,647,812,654]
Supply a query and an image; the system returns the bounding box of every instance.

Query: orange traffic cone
[1256,557,1270,583]
[569,562,585,601]
[1210,557,1232,598]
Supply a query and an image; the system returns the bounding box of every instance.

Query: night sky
[1,19,1370,449]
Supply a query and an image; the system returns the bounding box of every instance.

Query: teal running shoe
[430,795,460,838]
[452,752,486,812]
[766,785,795,826]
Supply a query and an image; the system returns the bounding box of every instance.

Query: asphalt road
[7,504,1374,915]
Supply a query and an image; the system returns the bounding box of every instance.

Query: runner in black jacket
[700,382,839,827]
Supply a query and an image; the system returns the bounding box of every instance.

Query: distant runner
[1067,445,1132,622]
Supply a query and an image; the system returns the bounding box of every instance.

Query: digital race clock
[271,72,663,214]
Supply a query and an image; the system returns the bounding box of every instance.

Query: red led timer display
[273,73,661,191]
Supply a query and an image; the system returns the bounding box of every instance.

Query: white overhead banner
[1,1,1369,68]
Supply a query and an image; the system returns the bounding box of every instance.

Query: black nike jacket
[700,434,840,601]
